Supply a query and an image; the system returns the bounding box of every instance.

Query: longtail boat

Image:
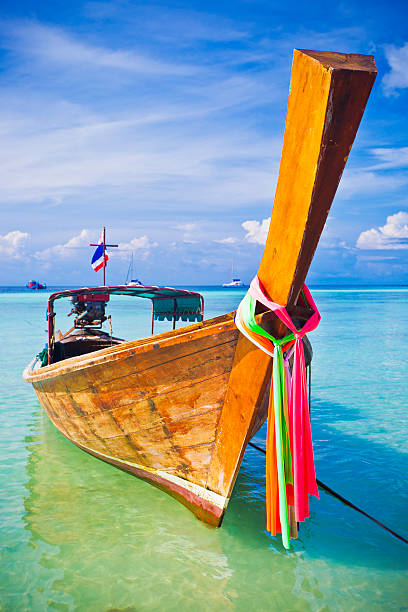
[23,50,376,546]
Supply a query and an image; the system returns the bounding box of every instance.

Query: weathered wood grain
[27,316,245,522]
[257,49,376,308]
[207,334,272,498]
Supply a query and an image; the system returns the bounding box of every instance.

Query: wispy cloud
[383,42,408,95]
[174,223,198,232]
[84,4,249,45]
[0,108,282,209]
[134,7,249,44]
[4,22,195,76]
[356,211,408,250]
[338,169,408,198]
[213,236,238,244]
[368,147,408,170]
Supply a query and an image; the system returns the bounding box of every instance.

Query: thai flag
[91,231,109,272]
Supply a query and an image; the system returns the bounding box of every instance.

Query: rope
[36,344,48,367]
[247,441,408,545]
[107,315,113,344]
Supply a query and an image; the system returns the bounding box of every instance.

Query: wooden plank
[82,334,237,409]
[207,335,272,497]
[207,49,377,520]
[257,49,377,308]
[28,312,236,384]
[35,347,232,484]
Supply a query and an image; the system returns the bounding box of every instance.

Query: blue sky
[0,0,407,286]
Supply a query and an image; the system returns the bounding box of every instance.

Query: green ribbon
[240,293,293,549]
[272,344,290,549]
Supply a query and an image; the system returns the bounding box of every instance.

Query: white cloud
[35,229,91,260]
[242,217,270,245]
[383,42,408,94]
[33,229,158,264]
[0,230,29,259]
[65,229,91,248]
[118,236,158,260]
[356,212,408,250]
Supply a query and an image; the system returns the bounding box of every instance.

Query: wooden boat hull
[23,313,272,525]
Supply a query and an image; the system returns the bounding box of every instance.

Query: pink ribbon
[248,277,321,522]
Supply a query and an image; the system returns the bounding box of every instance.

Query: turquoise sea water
[1,286,407,611]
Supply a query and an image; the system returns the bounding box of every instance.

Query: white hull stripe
[78,442,229,511]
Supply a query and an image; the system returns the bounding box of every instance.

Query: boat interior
[44,285,205,367]
[52,329,124,363]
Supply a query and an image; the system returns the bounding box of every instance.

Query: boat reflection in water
[22,410,286,610]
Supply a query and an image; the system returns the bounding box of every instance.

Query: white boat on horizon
[222,278,246,288]
[125,253,144,287]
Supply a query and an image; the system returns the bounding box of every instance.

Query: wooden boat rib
[24,50,376,528]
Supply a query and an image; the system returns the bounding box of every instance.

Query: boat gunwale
[23,311,237,383]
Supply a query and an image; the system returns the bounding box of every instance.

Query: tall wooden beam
[208,49,377,510]
[257,50,377,308]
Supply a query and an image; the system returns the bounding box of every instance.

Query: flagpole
[103,226,106,286]
[90,228,118,287]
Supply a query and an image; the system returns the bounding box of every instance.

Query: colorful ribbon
[236,276,321,549]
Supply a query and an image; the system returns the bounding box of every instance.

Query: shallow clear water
[1,286,407,611]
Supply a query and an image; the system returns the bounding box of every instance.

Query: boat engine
[70,293,110,328]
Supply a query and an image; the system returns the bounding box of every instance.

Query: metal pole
[90,229,118,288]
[47,301,54,365]
[103,226,106,286]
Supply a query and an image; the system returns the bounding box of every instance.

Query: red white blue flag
[91,230,109,272]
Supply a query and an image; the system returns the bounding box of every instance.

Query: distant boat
[222,278,245,288]
[222,257,246,288]
[125,253,144,287]
[26,280,47,290]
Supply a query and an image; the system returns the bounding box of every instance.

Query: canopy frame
[46,285,204,365]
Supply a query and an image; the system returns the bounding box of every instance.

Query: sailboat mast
[125,253,133,284]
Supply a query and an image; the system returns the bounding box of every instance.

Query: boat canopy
[47,285,204,338]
